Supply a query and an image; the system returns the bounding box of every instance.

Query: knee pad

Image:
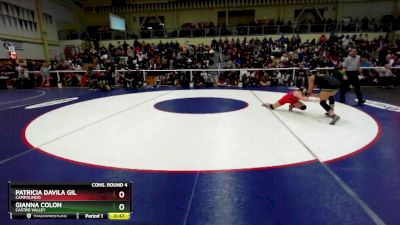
[320,100,332,112]
[300,105,307,110]
[328,96,335,105]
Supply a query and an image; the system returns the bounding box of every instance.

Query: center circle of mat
[154,97,249,114]
[24,90,381,172]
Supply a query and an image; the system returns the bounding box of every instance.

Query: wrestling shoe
[357,99,366,106]
[330,115,340,125]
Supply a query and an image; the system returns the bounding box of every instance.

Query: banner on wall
[1,40,24,51]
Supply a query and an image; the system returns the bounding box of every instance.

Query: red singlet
[278,91,300,105]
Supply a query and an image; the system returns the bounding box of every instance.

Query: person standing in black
[105,64,115,87]
[295,64,307,88]
[124,69,134,89]
[342,48,365,105]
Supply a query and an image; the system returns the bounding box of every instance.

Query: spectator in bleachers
[377,64,396,88]
[88,67,99,90]
[40,63,50,87]
[259,73,271,87]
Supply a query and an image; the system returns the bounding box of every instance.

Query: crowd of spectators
[1,32,400,90]
[203,15,398,36]
[218,15,399,36]
[59,15,400,41]
[180,15,393,37]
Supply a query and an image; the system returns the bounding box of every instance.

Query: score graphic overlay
[8,182,131,220]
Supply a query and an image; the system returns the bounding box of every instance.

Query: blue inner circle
[154,97,248,114]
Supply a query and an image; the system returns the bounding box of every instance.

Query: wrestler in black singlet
[313,75,341,91]
[309,74,341,125]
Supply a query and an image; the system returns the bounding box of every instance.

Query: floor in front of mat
[0,86,399,225]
